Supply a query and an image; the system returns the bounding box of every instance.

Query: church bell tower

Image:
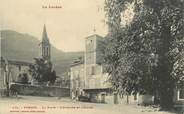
[39,24,51,60]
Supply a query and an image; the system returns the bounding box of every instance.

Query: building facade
[0,57,7,92]
[0,57,32,96]
[84,34,109,88]
[70,34,141,104]
[173,85,184,108]
[70,34,114,103]
[70,34,184,106]
[70,60,85,99]
[84,34,112,103]
[0,24,51,95]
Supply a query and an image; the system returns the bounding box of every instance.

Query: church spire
[42,24,49,43]
[39,24,51,60]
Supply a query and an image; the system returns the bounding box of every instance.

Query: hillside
[0,30,83,76]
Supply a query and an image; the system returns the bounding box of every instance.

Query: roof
[8,60,32,66]
[70,56,84,67]
[83,88,112,93]
[70,61,84,67]
[85,34,104,40]
[0,57,32,66]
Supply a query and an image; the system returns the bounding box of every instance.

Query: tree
[17,73,29,84]
[49,70,56,85]
[171,37,184,86]
[142,0,184,109]
[28,58,56,85]
[104,0,184,109]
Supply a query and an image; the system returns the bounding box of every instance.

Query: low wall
[10,83,70,97]
[138,94,154,105]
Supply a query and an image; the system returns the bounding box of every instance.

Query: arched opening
[46,47,49,56]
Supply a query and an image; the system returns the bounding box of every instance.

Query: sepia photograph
[0,0,184,114]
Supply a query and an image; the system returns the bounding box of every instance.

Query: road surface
[0,96,176,114]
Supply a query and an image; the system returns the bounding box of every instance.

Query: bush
[17,73,29,84]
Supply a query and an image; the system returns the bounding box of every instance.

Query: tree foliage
[28,58,56,85]
[104,0,184,109]
[17,73,29,84]
[171,38,184,85]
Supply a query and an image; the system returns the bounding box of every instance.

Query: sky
[0,0,108,52]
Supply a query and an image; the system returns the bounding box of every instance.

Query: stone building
[83,34,112,103]
[173,84,184,108]
[70,34,113,103]
[70,59,85,99]
[0,24,52,95]
[70,34,141,104]
[0,57,32,95]
[70,34,184,106]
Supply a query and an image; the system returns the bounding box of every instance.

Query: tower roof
[42,24,50,43]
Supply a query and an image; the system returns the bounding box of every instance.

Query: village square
[0,0,184,114]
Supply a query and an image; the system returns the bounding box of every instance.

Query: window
[91,66,95,75]
[46,47,49,56]
[86,39,93,45]
[44,47,46,56]
[86,66,95,75]
[179,89,184,100]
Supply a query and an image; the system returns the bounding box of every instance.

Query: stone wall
[105,94,139,105]
[138,95,154,105]
[86,92,154,105]
[10,83,70,97]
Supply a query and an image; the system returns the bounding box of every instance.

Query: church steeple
[42,24,49,43]
[39,24,51,60]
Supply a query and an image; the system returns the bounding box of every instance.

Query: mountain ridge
[0,30,84,76]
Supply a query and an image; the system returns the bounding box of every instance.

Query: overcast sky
[0,0,108,52]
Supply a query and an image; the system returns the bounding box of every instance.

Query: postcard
[0,0,183,114]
